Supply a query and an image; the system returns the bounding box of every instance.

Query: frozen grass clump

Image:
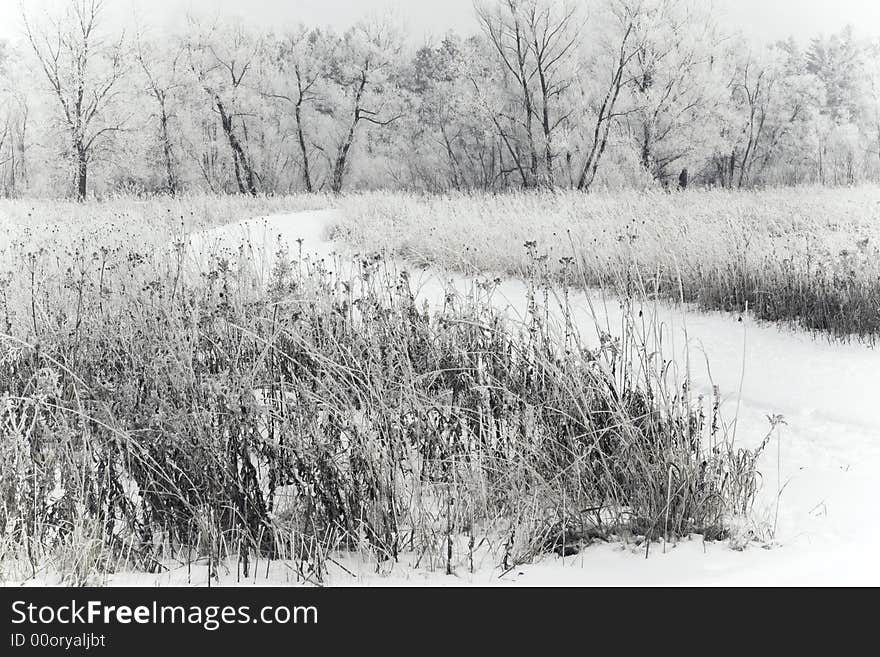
[0,217,768,582]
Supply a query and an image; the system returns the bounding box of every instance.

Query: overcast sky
[1,0,879,45]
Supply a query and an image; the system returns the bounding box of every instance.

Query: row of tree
[1,0,879,199]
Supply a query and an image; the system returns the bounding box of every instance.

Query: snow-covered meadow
[3,192,880,588]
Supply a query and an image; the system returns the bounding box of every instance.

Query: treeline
[0,0,879,199]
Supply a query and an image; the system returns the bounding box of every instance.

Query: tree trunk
[75,142,87,201]
[330,117,357,194]
[578,25,631,192]
[440,121,463,190]
[215,95,257,196]
[577,72,624,192]
[876,124,880,173]
[159,106,177,195]
[8,144,14,197]
[640,122,653,177]
[536,65,553,186]
[294,98,313,193]
[330,73,367,194]
[512,24,537,188]
[520,80,538,188]
[728,151,735,188]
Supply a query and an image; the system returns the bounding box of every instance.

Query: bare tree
[577,0,642,191]
[716,42,817,188]
[476,0,581,187]
[865,41,880,172]
[327,21,403,193]
[265,27,327,193]
[732,52,771,187]
[466,66,531,188]
[136,30,185,195]
[187,20,262,196]
[23,0,127,200]
[625,0,722,182]
[0,90,28,197]
[476,0,539,187]
[0,41,30,196]
[521,0,580,185]
[407,35,507,191]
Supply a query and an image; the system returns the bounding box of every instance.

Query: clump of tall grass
[333,187,880,341]
[0,207,768,583]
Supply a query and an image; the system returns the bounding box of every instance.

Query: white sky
[1,0,879,45]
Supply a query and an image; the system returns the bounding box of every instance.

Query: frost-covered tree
[623,0,725,183]
[185,19,265,195]
[324,20,404,193]
[475,0,582,188]
[23,0,128,199]
[265,26,331,192]
[864,41,880,171]
[0,41,30,197]
[135,29,186,194]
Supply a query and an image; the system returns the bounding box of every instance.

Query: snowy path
[181,209,880,586]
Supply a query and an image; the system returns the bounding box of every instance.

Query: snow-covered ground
[22,208,873,587]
